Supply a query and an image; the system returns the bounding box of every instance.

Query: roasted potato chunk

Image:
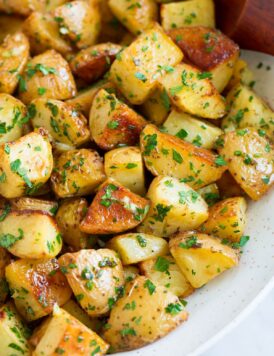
[140,124,227,189]
[161,0,215,31]
[139,255,194,297]
[169,231,240,288]
[10,197,58,215]
[197,183,220,206]
[141,87,170,126]
[109,0,157,35]
[159,63,226,119]
[107,233,169,264]
[0,15,24,42]
[0,247,10,303]
[0,94,26,143]
[137,176,208,237]
[32,306,109,356]
[0,302,31,355]
[226,59,254,91]
[0,32,29,94]
[6,258,71,321]
[218,128,274,200]
[222,84,274,137]
[103,275,188,352]
[89,89,147,150]
[201,197,247,242]
[0,131,53,198]
[0,209,62,259]
[80,179,150,234]
[54,1,101,49]
[163,110,223,149]
[110,23,183,104]
[0,0,67,16]
[59,249,125,316]
[51,149,105,198]
[18,50,77,104]
[30,98,90,146]
[104,146,146,195]
[70,43,122,83]
[216,171,245,199]
[169,26,239,92]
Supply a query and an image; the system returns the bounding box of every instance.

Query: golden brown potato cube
[0,247,10,304]
[140,124,227,189]
[161,0,215,31]
[169,231,240,288]
[103,275,188,352]
[6,258,71,321]
[109,0,157,35]
[197,183,220,206]
[10,197,58,215]
[23,12,73,56]
[169,26,239,92]
[137,176,208,237]
[0,94,26,143]
[56,198,93,250]
[89,89,147,150]
[30,98,90,146]
[0,15,24,42]
[32,306,109,356]
[218,128,274,200]
[0,32,29,94]
[159,63,226,119]
[0,209,62,259]
[0,302,31,355]
[51,149,105,198]
[139,255,194,297]
[0,131,53,198]
[110,23,183,104]
[70,43,122,83]
[59,249,125,317]
[107,233,169,264]
[222,84,274,137]
[216,171,245,199]
[0,0,67,16]
[201,197,247,242]
[54,1,101,49]
[18,50,77,104]
[226,59,254,91]
[104,146,146,195]
[80,179,150,234]
[141,87,170,126]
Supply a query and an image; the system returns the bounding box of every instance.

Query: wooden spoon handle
[215,0,274,56]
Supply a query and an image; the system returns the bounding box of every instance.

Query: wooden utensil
[215,0,274,56]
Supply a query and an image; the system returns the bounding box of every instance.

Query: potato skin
[80,179,150,234]
[103,275,188,352]
[10,197,58,215]
[59,249,125,316]
[0,32,29,94]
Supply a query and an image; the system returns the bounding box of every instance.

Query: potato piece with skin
[6,258,71,321]
[218,128,274,200]
[103,275,188,352]
[54,1,101,49]
[217,171,245,199]
[161,0,215,31]
[163,110,223,149]
[222,84,274,137]
[0,0,67,16]
[201,197,247,242]
[139,255,194,297]
[59,249,125,316]
[0,210,62,259]
[0,302,31,355]
[197,183,220,207]
[107,233,169,265]
[0,32,29,95]
[0,15,24,42]
[51,149,105,198]
[32,306,109,356]
[0,94,26,143]
[137,176,208,237]
[80,179,150,234]
[141,87,170,126]
[109,0,158,36]
[110,23,183,105]
[170,231,240,288]
[104,146,146,195]
[140,124,227,189]
[70,43,122,83]
[10,197,58,216]
[18,50,77,104]
[0,247,10,304]
[0,130,53,198]
[30,98,90,146]
[226,59,254,91]
[159,63,226,119]
[23,12,73,56]
[90,89,147,150]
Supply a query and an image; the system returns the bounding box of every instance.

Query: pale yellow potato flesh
[0,0,67,16]
[141,86,170,125]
